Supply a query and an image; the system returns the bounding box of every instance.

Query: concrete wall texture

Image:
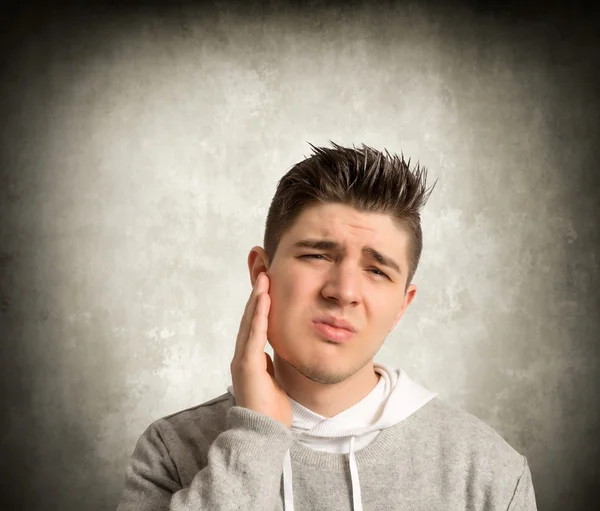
[1,1,598,509]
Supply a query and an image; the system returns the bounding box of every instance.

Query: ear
[390,284,417,331]
[247,246,270,286]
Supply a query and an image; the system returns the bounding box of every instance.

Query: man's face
[264,202,416,385]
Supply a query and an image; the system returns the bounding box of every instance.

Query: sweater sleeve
[506,456,538,511]
[116,406,294,511]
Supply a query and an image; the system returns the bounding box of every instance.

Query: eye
[301,255,390,280]
[369,268,390,280]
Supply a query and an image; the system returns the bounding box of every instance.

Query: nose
[320,261,362,306]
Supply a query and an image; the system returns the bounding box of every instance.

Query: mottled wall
[1,1,598,509]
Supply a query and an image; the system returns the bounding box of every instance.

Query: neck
[273,353,381,418]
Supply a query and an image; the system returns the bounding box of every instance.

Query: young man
[116,143,537,510]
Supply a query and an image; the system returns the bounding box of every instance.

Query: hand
[230,272,292,428]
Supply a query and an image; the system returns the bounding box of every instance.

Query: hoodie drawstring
[283,449,295,511]
[348,436,363,511]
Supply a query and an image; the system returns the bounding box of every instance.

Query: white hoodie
[227,360,437,511]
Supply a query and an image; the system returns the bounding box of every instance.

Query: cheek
[365,296,403,333]
[383,303,404,332]
[265,279,289,341]
[266,274,308,337]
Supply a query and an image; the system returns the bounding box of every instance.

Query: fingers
[233,272,269,362]
[233,283,256,361]
[244,290,270,359]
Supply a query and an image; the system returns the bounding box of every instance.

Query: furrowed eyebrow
[293,238,402,275]
[362,246,401,275]
[294,239,339,251]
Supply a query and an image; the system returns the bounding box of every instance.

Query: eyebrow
[293,238,402,275]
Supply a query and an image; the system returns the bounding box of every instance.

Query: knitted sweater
[116,382,537,510]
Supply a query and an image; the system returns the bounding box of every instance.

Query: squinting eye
[370,269,390,280]
[300,256,390,280]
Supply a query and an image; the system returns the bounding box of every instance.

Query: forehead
[281,202,409,257]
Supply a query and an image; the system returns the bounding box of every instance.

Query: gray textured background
[1,1,599,509]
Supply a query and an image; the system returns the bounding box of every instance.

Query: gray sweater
[116,393,537,510]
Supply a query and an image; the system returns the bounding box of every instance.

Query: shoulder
[410,397,526,475]
[127,392,236,487]
[397,398,534,508]
[144,391,235,447]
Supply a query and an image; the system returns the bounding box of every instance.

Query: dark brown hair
[263,141,438,290]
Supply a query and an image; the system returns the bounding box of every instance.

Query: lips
[312,315,356,333]
[311,319,356,342]
[311,315,357,343]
